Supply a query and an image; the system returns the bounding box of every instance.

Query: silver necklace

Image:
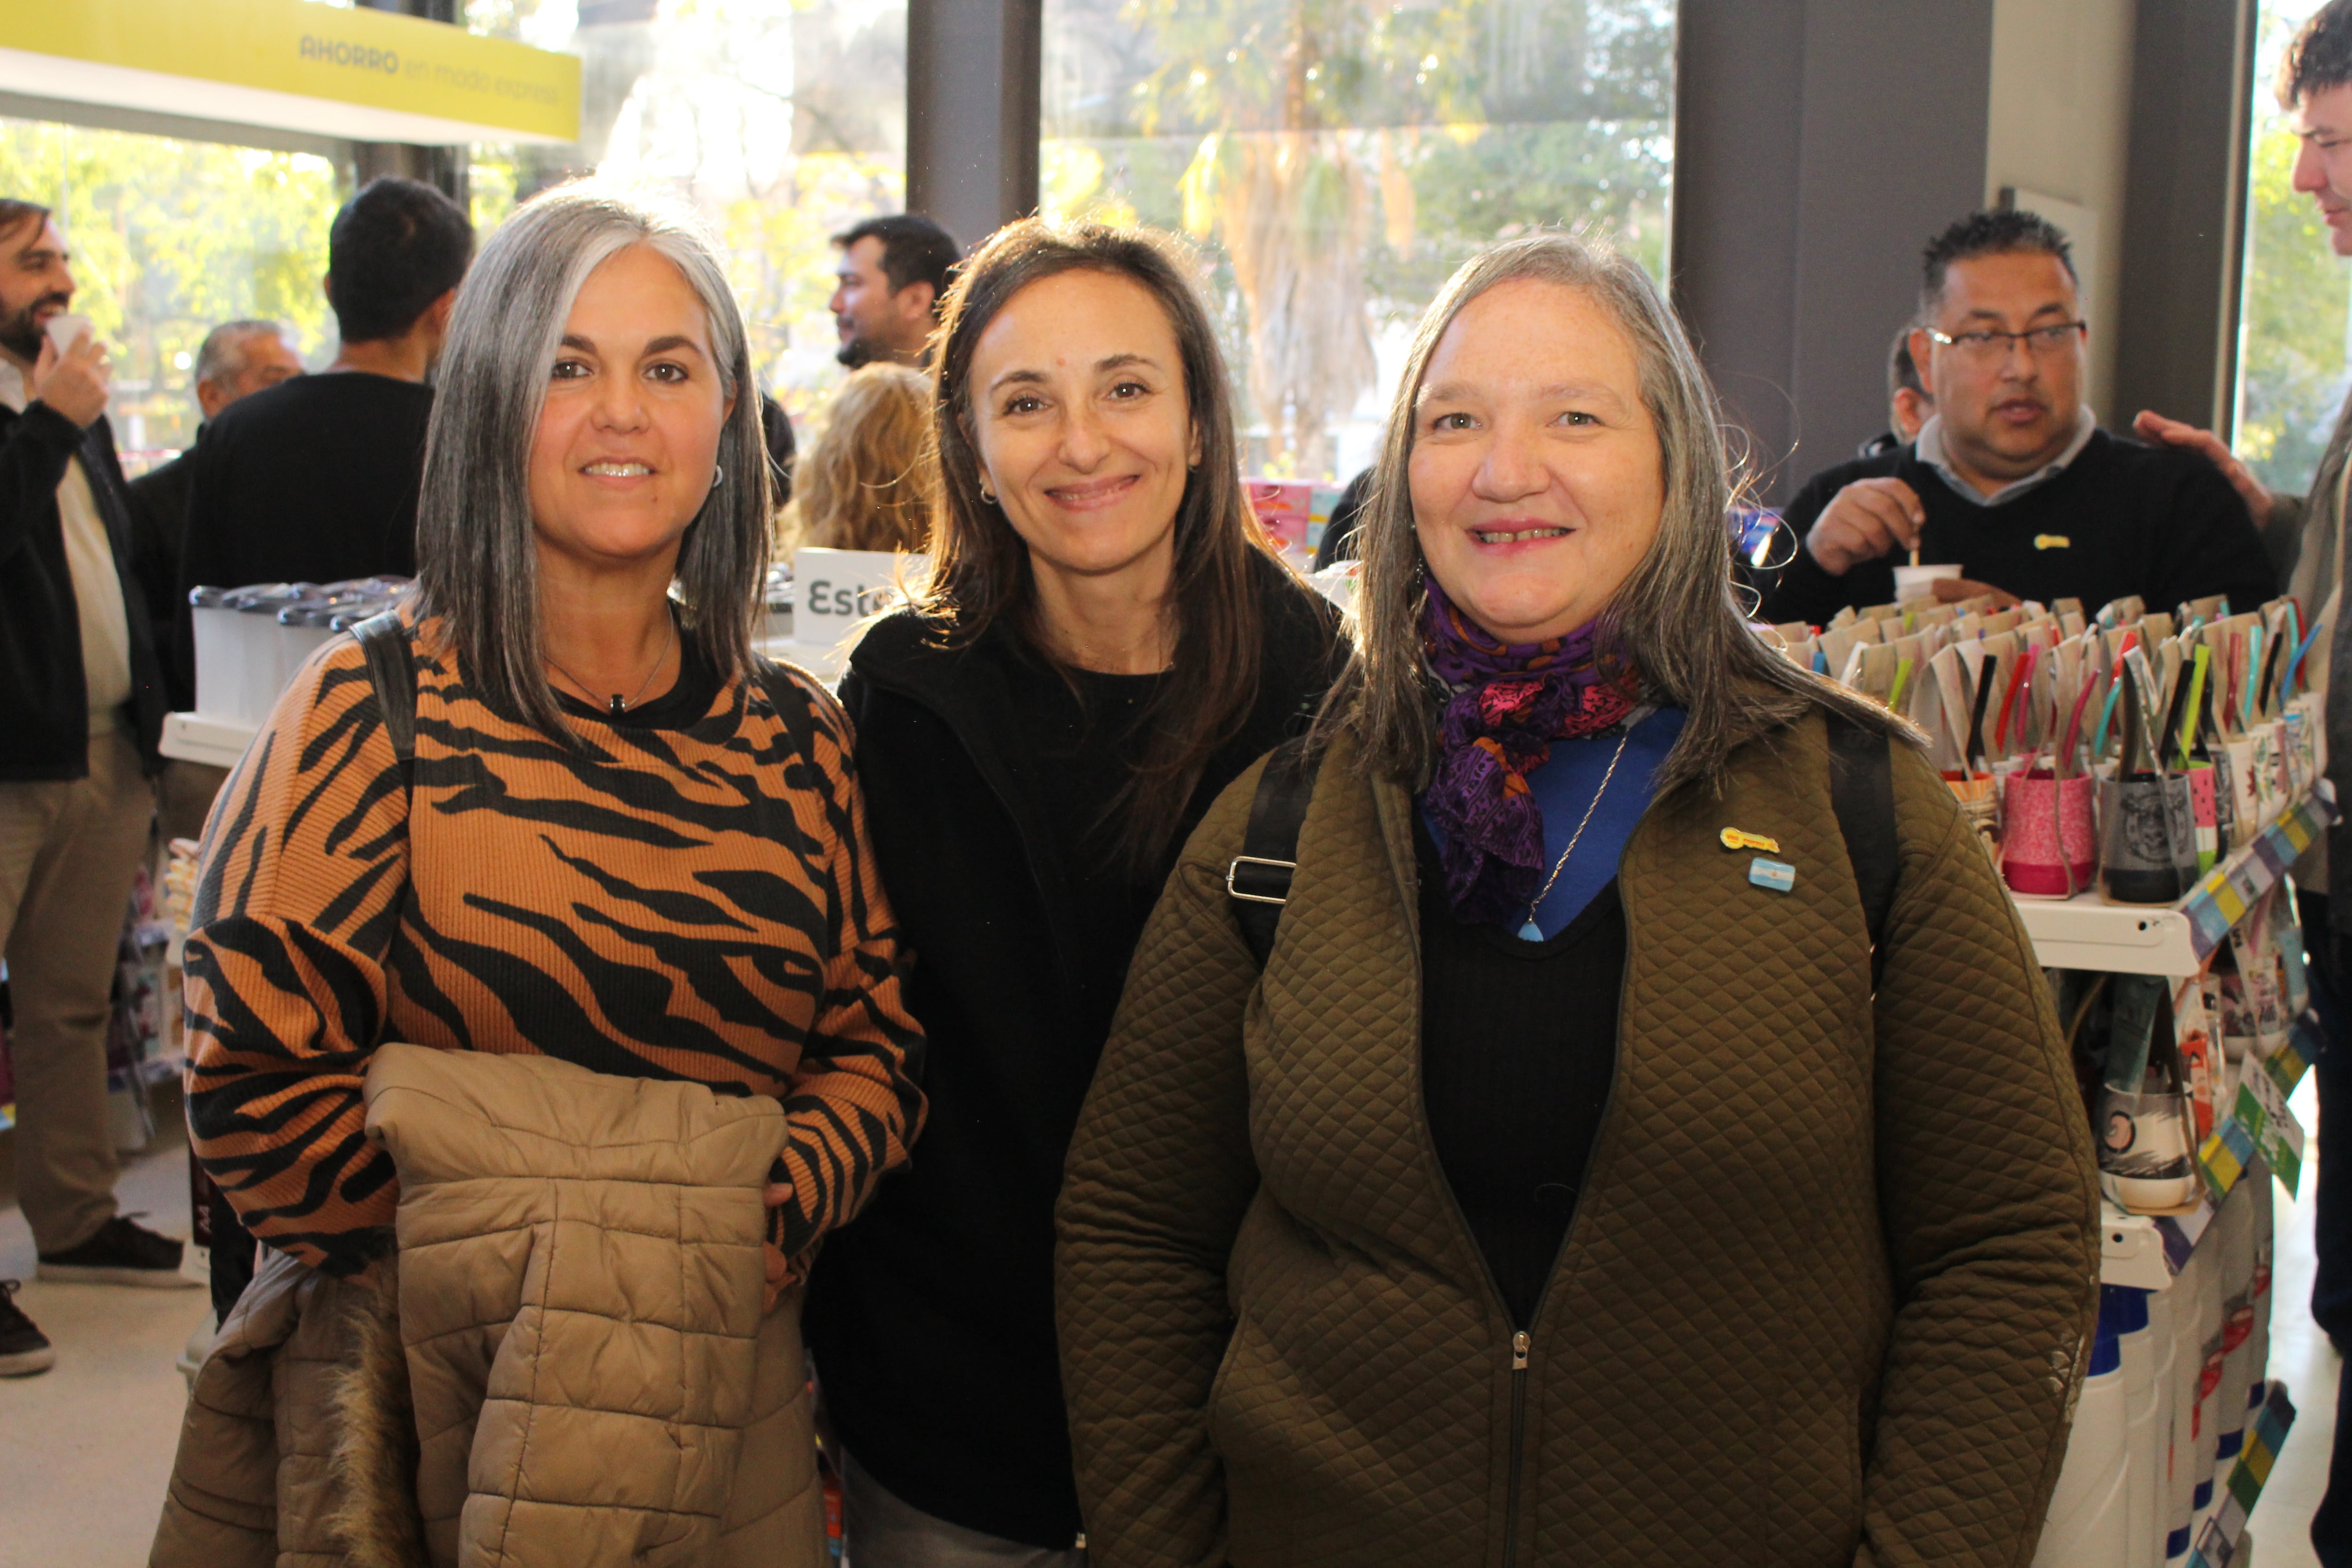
[548,618,675,716]
[1518,730,1631,941]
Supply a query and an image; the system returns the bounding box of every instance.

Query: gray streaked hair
[1320,231,1909,790]
[193,319,290,392]
[412,181,767,740]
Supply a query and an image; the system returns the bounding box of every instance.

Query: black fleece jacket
[805,555,1341,1548]
[1761,427,2277,627]
[0,399,168,780]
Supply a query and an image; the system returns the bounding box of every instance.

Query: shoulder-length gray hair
[1324,231,1907,790]
[412,180,767,739]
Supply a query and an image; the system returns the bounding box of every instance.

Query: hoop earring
[713,465,724,487]
[979,483,997,506]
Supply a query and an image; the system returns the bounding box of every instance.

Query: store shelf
[159,711,260,770]
[2015,783,2337,976]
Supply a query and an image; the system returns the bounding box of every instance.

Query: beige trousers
[0,727,154,1252]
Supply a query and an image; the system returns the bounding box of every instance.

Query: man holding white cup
[1762,209,2276,626]
[0,198,190,1381]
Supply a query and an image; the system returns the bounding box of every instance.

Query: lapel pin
[2034,533,2070,551]
[1749,857,1796,893]
[1720,828,1780,854]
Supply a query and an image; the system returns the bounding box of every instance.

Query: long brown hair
[1321,231,1909,789]
[920,218,1280,869]
[781,363,937,553]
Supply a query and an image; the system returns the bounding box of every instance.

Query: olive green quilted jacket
[1057,712,2100,1568]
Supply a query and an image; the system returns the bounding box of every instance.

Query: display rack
[2015,784,2336,976]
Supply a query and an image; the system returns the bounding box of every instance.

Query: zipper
[1502,1329,1532,1568]
[1381,784,1626,1568]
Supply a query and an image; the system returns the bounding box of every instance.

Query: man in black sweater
[1762,210,2276,627]
[174,178,472,681]
[125,321,302,707]
[127,320,305,848]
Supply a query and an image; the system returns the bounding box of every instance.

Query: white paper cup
[1892,562,1964,602]
[43,312,92,356]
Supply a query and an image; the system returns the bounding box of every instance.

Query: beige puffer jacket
[152,1044,826,1568]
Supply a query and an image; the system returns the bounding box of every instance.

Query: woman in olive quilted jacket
[1056,234,2101,1568]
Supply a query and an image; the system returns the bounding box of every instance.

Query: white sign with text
[788,548,930,670]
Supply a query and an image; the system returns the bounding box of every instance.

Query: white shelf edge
[159,712,260,770]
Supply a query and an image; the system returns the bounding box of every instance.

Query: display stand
[2016,787,2335,977]
[2022,787,2330,1568]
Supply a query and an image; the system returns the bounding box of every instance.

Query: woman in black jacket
[804,219,1341,1563]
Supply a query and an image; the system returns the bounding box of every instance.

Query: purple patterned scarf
[1422,577,1636,924]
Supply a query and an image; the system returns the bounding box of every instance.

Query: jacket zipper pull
[1512,1330,1530,1371]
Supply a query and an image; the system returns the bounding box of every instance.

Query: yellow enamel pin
[2034,533,2070,550]
[1719,828,1780,854]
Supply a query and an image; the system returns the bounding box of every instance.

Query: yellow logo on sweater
[1719,828,1780,853]
[2034,533,2070,550]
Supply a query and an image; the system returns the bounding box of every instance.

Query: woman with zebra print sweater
[181,185,923,1356]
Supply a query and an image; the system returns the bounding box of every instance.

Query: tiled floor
[0,1101,2343,1567]
[2243,1062,2334,1568]
[0,1126,209,1568]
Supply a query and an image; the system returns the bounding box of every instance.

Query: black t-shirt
[1760,427,2277,626]
[1416,822,1625,1330]
[175,371,434,677]
[998,654,1174,1051]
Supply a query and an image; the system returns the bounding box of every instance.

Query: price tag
[2238,1065,2306,1196]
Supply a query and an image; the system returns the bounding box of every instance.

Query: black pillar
[2111,0,2259,438]
[906,0,1041,253]
[352,0,470,209]
[1671,0,1994,504]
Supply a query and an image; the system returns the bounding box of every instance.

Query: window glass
[2237,0,2351,501]
[466,0,907,430]
[0,123,337,473]
[1042,0,1675,482]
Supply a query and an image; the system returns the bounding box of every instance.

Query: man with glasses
[1762,209,2274,626]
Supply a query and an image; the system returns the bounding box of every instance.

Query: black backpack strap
[1227,736,1324,970]
[1825,712,1900,993]
[352,613,416,780]
[751,655,824,757]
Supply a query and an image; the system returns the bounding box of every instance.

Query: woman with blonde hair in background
[782,361,937,554]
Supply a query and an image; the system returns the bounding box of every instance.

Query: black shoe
[36,1214,196,1289]
[0,1281,55,1376]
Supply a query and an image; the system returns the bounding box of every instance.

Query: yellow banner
[3,0,580,143]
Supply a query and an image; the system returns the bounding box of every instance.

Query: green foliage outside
[2230,0,2352,503]
[0,121,339,465]
[2240,122,2350,500]
[2238,1,2352,502]
[1042,0,1672,479]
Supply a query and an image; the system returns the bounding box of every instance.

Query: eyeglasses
[1923,321,2086,363]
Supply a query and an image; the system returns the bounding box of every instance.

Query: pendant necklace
[1517,729,1631,941]
[548,618,675,716]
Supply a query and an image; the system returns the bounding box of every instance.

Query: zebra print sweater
[183,611,925,1276]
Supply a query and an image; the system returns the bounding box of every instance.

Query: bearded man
[0,198,193,1384]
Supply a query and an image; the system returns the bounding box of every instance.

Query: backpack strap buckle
[1225,853,1298,906]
